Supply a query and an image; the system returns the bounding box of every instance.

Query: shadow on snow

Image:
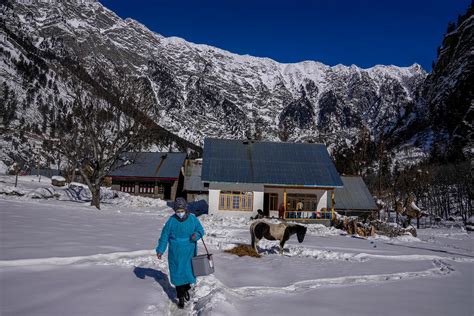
[133,266,177,302]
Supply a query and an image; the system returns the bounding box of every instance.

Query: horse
[250,220,307,254]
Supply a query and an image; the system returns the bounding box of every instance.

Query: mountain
[422,5,473,161]
[0,0,471,169]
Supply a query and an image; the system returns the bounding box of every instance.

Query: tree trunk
[71,167,76,184]
[91,185,101,210]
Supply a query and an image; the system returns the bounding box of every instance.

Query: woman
[156,197,205,309]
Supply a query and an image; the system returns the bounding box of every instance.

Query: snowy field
[0,175,473,316]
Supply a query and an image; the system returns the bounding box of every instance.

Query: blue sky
[99,0,470,71]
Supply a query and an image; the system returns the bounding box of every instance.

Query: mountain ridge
[1,0,471,171]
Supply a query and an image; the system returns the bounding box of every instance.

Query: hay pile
[224,244,261,258]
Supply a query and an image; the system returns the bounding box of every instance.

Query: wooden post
[13,163,20,187]
[283,190,287,219]
[331,190,335,220]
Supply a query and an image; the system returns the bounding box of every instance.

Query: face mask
[176,212,186,219]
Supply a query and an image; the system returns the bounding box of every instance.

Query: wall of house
[170,180,178,201]
[318,191,328,210]
[208,188,261,216]
[111,180,166,200]
[208,189,220,215]
[253,191,264,212]
[207,185,332,217]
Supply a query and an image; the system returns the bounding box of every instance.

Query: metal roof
[331,176,378,211]
[109,152,186,179]
[183,159,208,192]
[201,138,343,187]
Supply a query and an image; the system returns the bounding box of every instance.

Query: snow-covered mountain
[0,0,471,167]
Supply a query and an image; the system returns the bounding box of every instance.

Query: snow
[51,175,66,181]
[410,201,421,212]
[466,216,474,225]
[0,161,7,175]
[0,176,473,315]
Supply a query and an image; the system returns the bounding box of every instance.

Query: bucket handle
[195,237,211,256]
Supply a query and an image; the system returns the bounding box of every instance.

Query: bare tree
[43,76,155,209]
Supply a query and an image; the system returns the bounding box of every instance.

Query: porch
[263,186,335,222]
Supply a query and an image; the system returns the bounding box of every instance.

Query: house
[109,152,186,200]
[183,159,208,202]
[26,168,60,178]
[331,176,378,217]
[201,138,343,221]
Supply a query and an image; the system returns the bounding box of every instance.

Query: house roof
[109,152,186,179]
[201,138,343,187]
[331,176,378,211]
[183,159,208,192]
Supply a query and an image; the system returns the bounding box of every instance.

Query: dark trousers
[176,284,191,299]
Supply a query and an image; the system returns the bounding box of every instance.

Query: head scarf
[173,197,187,212]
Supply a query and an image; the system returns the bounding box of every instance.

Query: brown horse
[250,220,307,254]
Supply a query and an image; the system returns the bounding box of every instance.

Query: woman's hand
[156,253,162,259]
[191,233,197,241]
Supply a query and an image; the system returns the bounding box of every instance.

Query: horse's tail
[250,222,256,250]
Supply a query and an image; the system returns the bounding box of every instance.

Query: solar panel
[202,138,343,187]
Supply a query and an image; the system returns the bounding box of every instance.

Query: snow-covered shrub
[29,187,60,199]
[466,216,474,232]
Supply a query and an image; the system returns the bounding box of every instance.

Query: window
[156,184,164,194]
[219,191,253,211]
[138,183,154,194]
[120,182,135,193]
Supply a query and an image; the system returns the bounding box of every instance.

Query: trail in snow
[1,246,468,315]
[229,259,455,297]
[150,258,457,316]
[0,250,155,268]
[1,246,471,315]
[2,245,473,269]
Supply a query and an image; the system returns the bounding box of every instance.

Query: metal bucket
[191,254,214,276]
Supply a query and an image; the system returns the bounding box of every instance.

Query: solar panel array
[202,138,343,187]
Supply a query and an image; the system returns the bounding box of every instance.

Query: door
[263,193,270,214]
[164,184,172,200]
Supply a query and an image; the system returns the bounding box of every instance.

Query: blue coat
[156,213,205,286]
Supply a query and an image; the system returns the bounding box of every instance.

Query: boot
[184,290,190,301]
[178,297,185,309]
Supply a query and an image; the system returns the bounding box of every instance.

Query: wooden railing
[283,210,333,220]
